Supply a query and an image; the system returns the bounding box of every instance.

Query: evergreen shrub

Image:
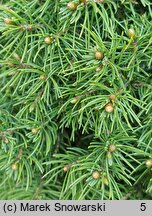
[0,0,151,200]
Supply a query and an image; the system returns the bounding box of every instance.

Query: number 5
[140,203,146,211]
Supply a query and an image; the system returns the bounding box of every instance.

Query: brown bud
[95,51,104,60]
[67,2,77,10]
[132,41,137,48]
[109,94,117,101]
[145,159,152,167]
[39,75,47,80]
[44,36,53,45]
[4,137,9,144]
[128,28,135,39]
[70,96,79,104]
[27,24,33,31]
[31,128,39,134]
[12,163,18,171]
[4,18,13,25]
[63,165,70,172]
[105,103,114,113]
[108,144,116,153]
[19,24,32,31]
[96,65,103,72]
[92,171,100,179]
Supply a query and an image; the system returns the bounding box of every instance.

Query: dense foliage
[0,0,151,200]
